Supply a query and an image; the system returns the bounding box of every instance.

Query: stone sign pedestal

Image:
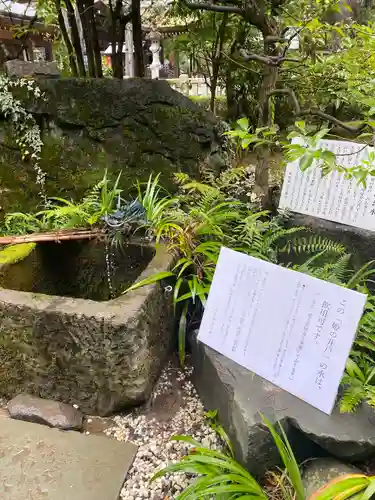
[191,332,375,477]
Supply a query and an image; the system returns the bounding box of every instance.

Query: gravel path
[0,364,219,499]
[105,363,221,499]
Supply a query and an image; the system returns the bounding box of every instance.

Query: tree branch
[183,2,244,15]
[240,49,275,65]
[240,49,303,67]
[267,88,366,134]
[300,109,366,134]
[264,35,286,44]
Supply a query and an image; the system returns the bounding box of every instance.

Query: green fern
[282,234,346,256]
[355,297,375,353]
[299,253,352,285]
[365,386,375,409]
[340,382,367,413]
[131,171,375,377]
[218,166,251,186]
[340,356,375,412]
[1,171,123,237]
[3,212,44,235]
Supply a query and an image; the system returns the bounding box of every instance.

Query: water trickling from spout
[104,239,115,300]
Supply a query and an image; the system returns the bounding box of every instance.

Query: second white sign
[198,247,367,414]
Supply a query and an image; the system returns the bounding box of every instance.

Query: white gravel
[105,364,222,499]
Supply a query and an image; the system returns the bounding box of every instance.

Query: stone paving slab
[0,417,137,500]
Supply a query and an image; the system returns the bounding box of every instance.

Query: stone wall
[0,78,228,214]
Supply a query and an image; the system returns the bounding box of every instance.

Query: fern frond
[347,260,375,289]
[218,166,250,186]
[196,189,224,213]
[267,226,305,248]
[355,339,375,353]
[173,172,192,186]
[293,251,327,274]
[4,212,43,234]
[365,386,375,408]
[181,181,219,195]
[318,253,352,284]
[283,235,346,255]
[339,384,367,413]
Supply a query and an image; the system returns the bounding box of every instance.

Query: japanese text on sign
[198,248,367,414]
[279,139,375,231]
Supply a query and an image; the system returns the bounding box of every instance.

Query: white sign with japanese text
[198,247,367,414]
[279,139,375,231]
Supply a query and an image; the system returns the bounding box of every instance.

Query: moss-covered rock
[0,78,227,213]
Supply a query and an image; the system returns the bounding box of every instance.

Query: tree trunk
[255,34,280,209]
[113,16,127,79]
[55,0,78,76]
[108,0,130,79]
[132,0,144,77]
[63,0,86,76]
[116,19,126,78]
[209,13,227,113]
[225,27,246,120]
[109,0,121,78]
[77,0,96,77]
[86,0,103,77]
[210,63,218,113]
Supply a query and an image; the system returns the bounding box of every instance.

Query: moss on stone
[0,78,226,213]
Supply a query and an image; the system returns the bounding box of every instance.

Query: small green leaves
[122,271,175,294]
[310,474,375,500]
[237,117,249,131]
[224,119,278,150]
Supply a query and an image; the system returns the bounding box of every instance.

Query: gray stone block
[302,458,361,498]
[0,243,174,416]
[0,417,137,500]
[5,60,60,78]
[7,394,83,430]
[191,335,375,477]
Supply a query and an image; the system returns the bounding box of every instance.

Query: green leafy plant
[126,173,375,413]
[126,174,244,366]
[224,117,279,153]
[0,76,45,199]
[125,173,361,367]
[310,473,375,500]
[340,294,375,413]
[2,212,44,235]
[1,171,122,235]
[152,414,303,500]
[153,411,375,499]
[339,356,375,413]
[204,409,234,458]
[136,173,178,233]
[152,434,268,499]
[226,117,375,188]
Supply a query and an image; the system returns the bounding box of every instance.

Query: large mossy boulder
[0,78,227,213]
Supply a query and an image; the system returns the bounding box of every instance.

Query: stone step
[0,418,137,500]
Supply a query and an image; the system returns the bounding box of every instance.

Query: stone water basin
[0,239,174,415]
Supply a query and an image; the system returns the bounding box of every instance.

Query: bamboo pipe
[0,229,104,246]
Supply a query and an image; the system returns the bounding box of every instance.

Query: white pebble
[105,362,223,500]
